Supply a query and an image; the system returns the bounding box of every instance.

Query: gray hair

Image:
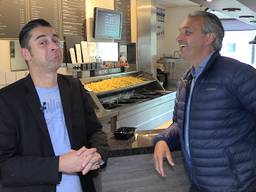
[189,11,224,51]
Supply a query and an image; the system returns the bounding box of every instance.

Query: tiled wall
[0,67,70,89]
[0,71,29,89]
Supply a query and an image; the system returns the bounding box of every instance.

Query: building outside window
[221,30,256,67]
[217,17,256,67]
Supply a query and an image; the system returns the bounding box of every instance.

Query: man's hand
[59,146,102,175]
[81,151,102,175]
[153,140,174,177]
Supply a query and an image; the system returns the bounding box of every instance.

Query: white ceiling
[191,0,256,26]
[156,0,198,8]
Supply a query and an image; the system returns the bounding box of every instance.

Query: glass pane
[220,30,256,67]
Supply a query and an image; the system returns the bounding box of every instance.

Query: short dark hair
[19,19,52,48]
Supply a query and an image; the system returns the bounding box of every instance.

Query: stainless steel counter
[82,71,176,132]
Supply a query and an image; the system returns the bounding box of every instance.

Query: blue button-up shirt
[184,53,214,158]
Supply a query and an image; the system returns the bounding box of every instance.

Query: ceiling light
[222,8,241,12]
[239,15,254,18]
[206,0,213,2]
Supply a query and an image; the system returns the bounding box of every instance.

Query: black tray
[103,103,121,109]
[114,127,136,140]
[117,99,137,104]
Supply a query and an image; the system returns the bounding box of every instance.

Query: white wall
[130,0,137,43]
[0,40,11,72]
[157,6,203,57]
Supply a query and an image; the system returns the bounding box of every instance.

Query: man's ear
[20,48,31,62]
[205,33,216,46]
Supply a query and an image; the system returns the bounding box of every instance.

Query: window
[221,30,256,67]
[220,19,256,67]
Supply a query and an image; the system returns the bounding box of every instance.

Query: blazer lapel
[57,76,73,145]
[24,75,54,152]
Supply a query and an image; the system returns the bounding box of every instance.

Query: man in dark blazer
[0,19,108,192]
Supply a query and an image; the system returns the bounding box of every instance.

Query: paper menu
[69,48,77,64]
[81,41,89,63]
[87,42,97,62]
[75,44,82,63]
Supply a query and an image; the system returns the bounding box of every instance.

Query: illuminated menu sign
[115,0,131,42]
[29,0,60,35]
[0,0,26,38]
[0,0,85,39]
[62,0,85,36]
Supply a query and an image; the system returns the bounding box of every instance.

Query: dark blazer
[0,74,109,192]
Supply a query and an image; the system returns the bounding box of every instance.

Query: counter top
[102,152,190,192]
[107,129,165,157]
[103,128,191,192]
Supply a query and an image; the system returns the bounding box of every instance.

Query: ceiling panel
[190,0,256,27]
[156,0,197,8]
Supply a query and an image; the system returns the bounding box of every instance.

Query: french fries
[85,76,145,93]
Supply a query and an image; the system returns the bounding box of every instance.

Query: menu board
[115,0,131,42]
[0,0,85,39]
[29,0,60,36]
[0,0,26,38]
[62,0,85,37]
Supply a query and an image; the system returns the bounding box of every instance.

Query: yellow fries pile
[85,76,145,93]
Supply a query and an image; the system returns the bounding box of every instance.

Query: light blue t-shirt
[36,86,83,192]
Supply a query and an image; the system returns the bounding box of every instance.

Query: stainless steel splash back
[137,0,157,76]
